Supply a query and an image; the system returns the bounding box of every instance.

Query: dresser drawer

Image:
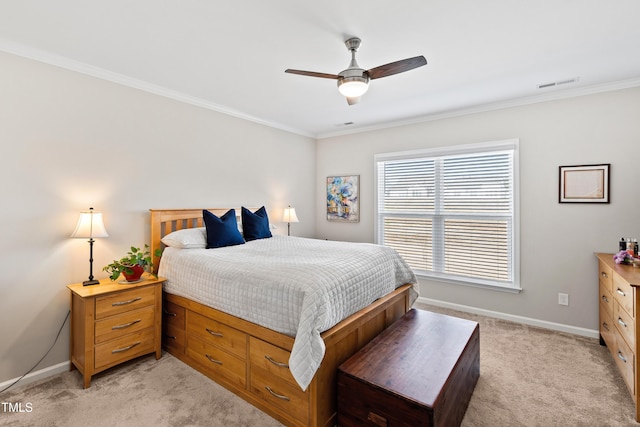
[250,366,309,425]
[615,301,636,350]
[600,281,614,319]
[187,337,246,388]
[187,311,247,359]
[95,328,155,370]
[95,306,155,344]
[614,333,636,396]
[600,303,616,350]
[95,286,156,319]
[599,260,613,293]
[163,299,185,329]
[613,274,634,317]
[249,337,296,387]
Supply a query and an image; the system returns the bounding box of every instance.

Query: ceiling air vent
[538,77,580,89]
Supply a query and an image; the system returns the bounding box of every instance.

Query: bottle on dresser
[626,238,638,257]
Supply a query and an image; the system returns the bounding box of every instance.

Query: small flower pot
[122,264,145,282]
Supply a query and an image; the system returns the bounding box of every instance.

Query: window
[375,139,519,291]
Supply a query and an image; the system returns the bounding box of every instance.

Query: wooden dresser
[596,253,640,421]
[68,276,164,388]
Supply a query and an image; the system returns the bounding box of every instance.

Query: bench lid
[338,308,479,407]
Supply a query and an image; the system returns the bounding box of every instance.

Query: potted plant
[103,244,161,282]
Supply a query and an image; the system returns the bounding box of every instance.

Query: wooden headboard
[149,208,253,274]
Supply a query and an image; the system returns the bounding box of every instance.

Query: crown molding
[3,38,639,141]
[316,76,640,139]
[0,39,314,139]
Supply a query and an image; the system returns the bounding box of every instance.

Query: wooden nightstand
[67,275,165,388]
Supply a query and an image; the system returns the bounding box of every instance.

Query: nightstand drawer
[95,328,155,370]
[95,306,155,344]
[95,286,156,319]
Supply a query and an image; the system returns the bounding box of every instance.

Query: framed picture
[327,175,359,222]
[559,164,610,203]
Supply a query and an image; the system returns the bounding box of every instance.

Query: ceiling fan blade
[285,69,340,79]
[346,96,361,105]
[366,56,427,80]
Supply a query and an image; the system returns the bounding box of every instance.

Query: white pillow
[161,227,207,249]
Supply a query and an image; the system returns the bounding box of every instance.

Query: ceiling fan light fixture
[285,36,426,105]
[337,76,369,97]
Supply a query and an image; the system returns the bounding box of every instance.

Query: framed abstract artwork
[559,164,610,203]
[327,175,360,222]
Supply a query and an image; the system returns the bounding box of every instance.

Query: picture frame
[327,175,360,222]
[559,164,610,203]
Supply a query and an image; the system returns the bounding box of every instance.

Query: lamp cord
[0,309,71,395]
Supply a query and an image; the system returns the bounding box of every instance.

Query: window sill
[415,272,522,294]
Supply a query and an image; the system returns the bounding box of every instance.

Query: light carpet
[1,303,637,426]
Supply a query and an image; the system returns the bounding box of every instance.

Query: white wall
[0,52,316,383]
[316,87,640,331]
[3,46,639,386]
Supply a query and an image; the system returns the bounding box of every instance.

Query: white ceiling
[2,1,640,138]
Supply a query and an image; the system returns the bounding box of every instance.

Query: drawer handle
[164,335,176,340]
[112,341,141,354]
[602,322,610,332]
[205,354,223,365]
[206,328,223,338]
[601,295,609,303]
[265,355,289,368]
[112,297,142,307]
[163,310,177,317]
[617,317,627,328]
[265,386,290,401]
[601,272,609,279]
[617,351,627,363]
[616,288,626,297]
[112,319,141,330]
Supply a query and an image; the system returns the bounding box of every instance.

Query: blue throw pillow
[203,209,245,249]
[241,206,272,241]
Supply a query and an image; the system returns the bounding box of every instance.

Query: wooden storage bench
[337,308,480,427]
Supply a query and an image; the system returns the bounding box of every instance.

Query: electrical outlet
[558,293,569,306]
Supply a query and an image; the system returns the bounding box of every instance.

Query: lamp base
[82,279,100,286]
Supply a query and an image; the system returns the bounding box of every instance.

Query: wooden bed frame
[150,208,414,427]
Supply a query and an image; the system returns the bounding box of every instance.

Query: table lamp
[71,207,109,286]
[283,205,299,236]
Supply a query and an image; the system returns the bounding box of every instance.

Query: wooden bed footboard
[150,208,413,427]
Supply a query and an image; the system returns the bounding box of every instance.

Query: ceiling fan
[285,37,427,105]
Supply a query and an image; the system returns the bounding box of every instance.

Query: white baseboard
[416,296,599,339]
[0,360,70,391]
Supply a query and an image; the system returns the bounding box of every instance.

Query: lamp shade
[71,208,108,239]
[283,206,299,223]
[337,77,369,97]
